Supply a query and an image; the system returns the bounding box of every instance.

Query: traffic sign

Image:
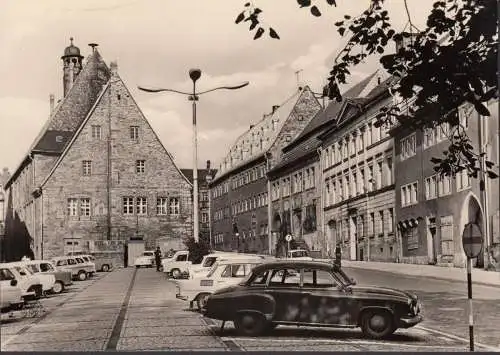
[462,222,483,259]
[285,234,293,242]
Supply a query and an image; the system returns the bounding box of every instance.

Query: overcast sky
[0,0,434,174]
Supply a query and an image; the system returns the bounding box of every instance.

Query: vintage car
[52,256,95,281]
[203,260,423,339]
[162,250,191,277]
[22,260,73,294]
[176,257,264,311]
[0,267,24,312]
[287,249,313,260]
[187,252,265,279]
[67,252,114,272]
[11,261,56,295]
[134,251,155,268]
[0,263,43,301]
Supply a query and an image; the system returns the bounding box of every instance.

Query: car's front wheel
[234,312,267,337]
[171,268,181,279]
[52,281,64,294]
[101,264,110,272]
[360,310,395,339]
[196,293,211,312]
[77,270,87,281]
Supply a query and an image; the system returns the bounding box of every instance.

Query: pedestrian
[154,246,162,272]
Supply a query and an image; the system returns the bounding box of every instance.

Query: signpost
[285,234,292,258]
[462,222,484,352]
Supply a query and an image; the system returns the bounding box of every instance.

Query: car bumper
[398,314,423,328]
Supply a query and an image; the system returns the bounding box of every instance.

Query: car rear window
[67,259,77,265]
[56,260,68,266]
[203,257,217,267]
[40,263,55,272]
[76,258,84,263]
[27,264,39,273]
[0,268,15,281]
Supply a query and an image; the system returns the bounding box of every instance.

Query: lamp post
[139,71,249,243]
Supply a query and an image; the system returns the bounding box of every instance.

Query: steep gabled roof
[269,73,381,174]
[5,50,110,189]
[212,86,313,182]
[40,71,192,188]
[180,169,218,185]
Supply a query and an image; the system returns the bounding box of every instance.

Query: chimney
[206,160,211,170]
[272,105,280,114]
[110,61,118,75]
[49,94,55,114]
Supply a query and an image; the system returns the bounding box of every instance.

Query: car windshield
[205,262,220,278]
[0,268,16,281]
[40,263,55,272]
[26,264,39,273]
[203,257,217,268]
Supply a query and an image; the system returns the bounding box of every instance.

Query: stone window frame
[400,133,417,160]
[136,160,146,173]
[80,198,91,217]
[156,197,168,215]
[201,212,208,223]
[123,197,134,215]
[82,160,92,176]
[130,126,139,140]
[67,198,78,217]
[169,197,180,216]
[91,125,102,140]
[136,197,147,215]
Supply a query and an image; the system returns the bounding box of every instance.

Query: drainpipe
[317,147,326,257]
[266,159,273,255]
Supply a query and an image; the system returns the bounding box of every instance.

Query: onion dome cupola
[61,37,84,97]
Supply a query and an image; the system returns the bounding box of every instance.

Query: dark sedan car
[203,260,423,339]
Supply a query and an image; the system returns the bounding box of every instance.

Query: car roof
[217,258,264,265]
[251,260,334,273]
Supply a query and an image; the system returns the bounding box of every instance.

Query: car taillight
[200,279,213,287]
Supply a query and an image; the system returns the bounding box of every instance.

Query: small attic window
[56,136,63,143]
[298,115,304,121]
[285,135,292,142]
[117,94,121,100]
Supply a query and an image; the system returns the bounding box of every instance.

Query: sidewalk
[338,260,500,287]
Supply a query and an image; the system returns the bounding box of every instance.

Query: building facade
[210,86,322,254]
[320,75,398,262]
[267,74,380,257]
[0,168,11,261]
[180,160,217,246]
[394,99,500,268]
[3,40,192,263]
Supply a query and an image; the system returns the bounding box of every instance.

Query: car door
[0,268,18,308]
[264,267,304,323]
[301,267,357,326]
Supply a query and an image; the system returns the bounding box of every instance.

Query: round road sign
[462,222,483,259]
[285,234,293,242]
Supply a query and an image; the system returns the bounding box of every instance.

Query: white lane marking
[220,336,467,349]
[416,325,500,351]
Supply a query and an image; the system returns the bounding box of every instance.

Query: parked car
[177,257,264,311]
[203,260,423,339]
[187,252,251,279]
[134,251,155,268]
[11,261,55,295]
[67,252,114,272]
[51,256,95,281]
[287,249,313,260]
[0,263,43,301]
[22,260,73,294]
[0,267,24,312]
[162,250,191,278]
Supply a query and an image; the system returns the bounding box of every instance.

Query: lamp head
[189,69,202,83]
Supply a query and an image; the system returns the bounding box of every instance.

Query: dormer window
[56,136,63,143]
[285,135,292,142]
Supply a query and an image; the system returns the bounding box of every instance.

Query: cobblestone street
[2,267,499,352]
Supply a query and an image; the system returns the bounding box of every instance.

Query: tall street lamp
[139,71,249,243]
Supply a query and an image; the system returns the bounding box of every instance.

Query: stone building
[267,74,377,257]
[210,86,321,254]
[320,73,398,262]
[0,168,11,261]
[393,99,500,268]
[180,160,217,246]
[3,39,192,263]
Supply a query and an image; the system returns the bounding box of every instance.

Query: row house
[3,39,192,263]
[393,99,500,268]
[210,86,322,254]
[266,73,379,257]
[320,75,398,262]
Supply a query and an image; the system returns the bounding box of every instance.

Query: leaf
[297,0,311,7]
[344,15,351,19]
[249,20,258,30]
[269,27,280,39]
[487,170,499,179]
[338,27,346,36]
[474,102,491,116]
[245,2,250,6]
[376,46,384,54]
[334,21,344,26]
[253,27,265,40]
[235,12,245,24]
[311,5,321,16]
[254,8,262,14]
[485,160,495,168]
[326,0,336,6]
